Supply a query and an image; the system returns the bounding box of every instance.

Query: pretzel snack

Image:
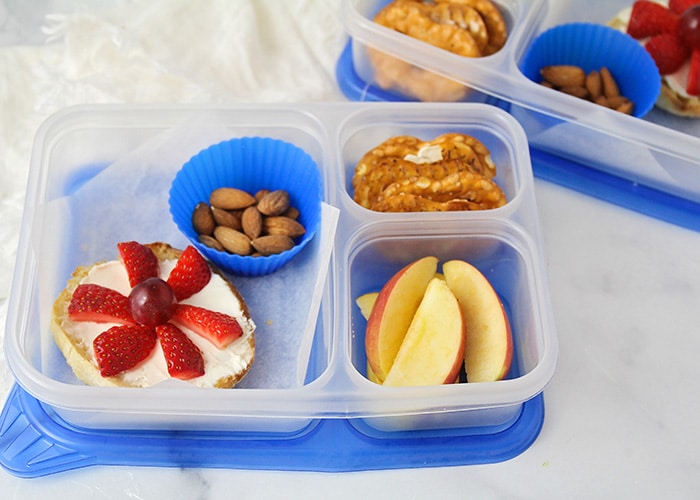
[369,0,508,101]
[352,133,506,212]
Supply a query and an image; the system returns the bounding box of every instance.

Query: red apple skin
[443,259,513,382]
[364,256,438,383]
[382,277,465,387]
[366,361,381,384]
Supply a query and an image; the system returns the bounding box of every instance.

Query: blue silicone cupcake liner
[169,137,322,276]
[520,22,661,118]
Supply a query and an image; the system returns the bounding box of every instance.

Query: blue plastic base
[336,40,700,232]
[335,41,408,102]
[0,384,545,478]
[530,148,700,232]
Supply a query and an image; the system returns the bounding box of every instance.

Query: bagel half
[51,242,256,388]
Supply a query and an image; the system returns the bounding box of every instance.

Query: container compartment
[340,0,700,205]
[346,0,545,103]
[5,105,336,432]
[510,0,700,204]
[344,219,545,432]
[338,105,524,213]
[4,102,556,435]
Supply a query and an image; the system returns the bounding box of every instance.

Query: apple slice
[355,292,379,320]
[383,277,465,387]
[365,256,438,382]
[366,361,382,384]
[356,273,443,322]
[357,293,382,384]
[442,259,513,382]
[358,287,459,384]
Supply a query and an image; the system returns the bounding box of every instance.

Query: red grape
[128,277,177,327]
[679,5,700,50]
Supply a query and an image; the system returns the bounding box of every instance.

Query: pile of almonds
[539,65,634,115]
[192,187,306,257]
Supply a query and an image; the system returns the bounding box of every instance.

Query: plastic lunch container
[340,0,700,205]
[3,102,557,435]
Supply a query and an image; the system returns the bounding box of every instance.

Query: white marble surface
[2,1,700,498]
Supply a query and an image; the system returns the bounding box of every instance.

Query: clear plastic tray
[341,0,700,204]
[3,103,557,434]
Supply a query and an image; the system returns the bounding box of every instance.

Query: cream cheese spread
[403,144,443,164]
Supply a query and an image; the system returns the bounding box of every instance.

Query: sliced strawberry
[166,245,212,301]
[155,323,205,380]
[68,283,135,324]
[628,1,680,39]
[687,48,700,95]
[669,0,700,15]
[171,304,243,349]
[645,33,690,74]
[117,241,159,288]
[93,325,157,377]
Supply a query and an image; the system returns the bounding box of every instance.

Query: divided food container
[341,0,700,205]
[4,102,557,435]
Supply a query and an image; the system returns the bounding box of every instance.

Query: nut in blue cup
[169,137,323,277]
[520,22,661,118]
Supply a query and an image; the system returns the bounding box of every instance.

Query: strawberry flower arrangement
[68,241,243,380]
[627,0,700,95]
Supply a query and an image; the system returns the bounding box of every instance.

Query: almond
[595,95,609,107]
[540,64,634,115]
[606,95,630,109]
[211,206,242,231]
[214,226,253,256]
[254,188,270,202]
[251,235,294,255]
[560,85,589,99]
[600,67,619,98]
[210,187,256,210]
[540,65,586,88]
[585,70,602,100]
[615,100,634,115]
[198,234,225,252]
[229,208,246,220]
[257,189,290,216]
[283,206,300,220]
[241,205,263,240]
[263,216,306,238]
[192,202,216,235]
